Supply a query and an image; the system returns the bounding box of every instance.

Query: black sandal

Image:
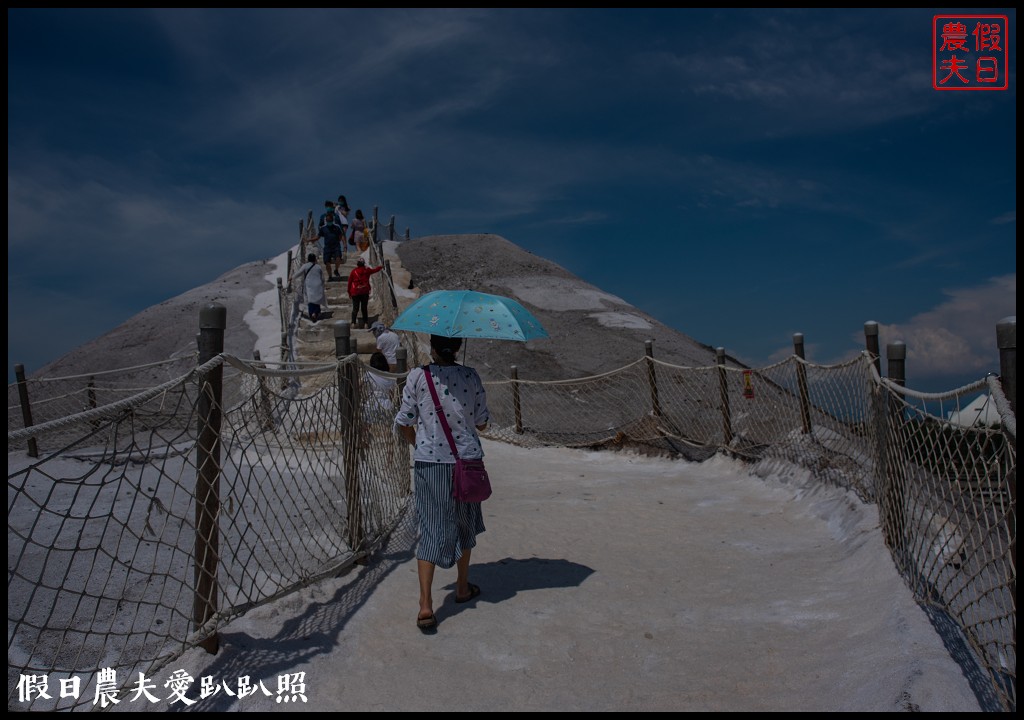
[455,583,481,603]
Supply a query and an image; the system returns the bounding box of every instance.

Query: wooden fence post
[383,260,399,312]
[87,377,97,412]
[793,333,812,434]
[864,321,881,376]
[996,316,1015,657]
[14,364,38,458]
[511,365,523,434]
[716,347,732,446]
[880,340,907,564]
[996,317,1016,413]
[335,321,363,555]
[396,347,408,395]
[194,303,225,654]
[645,340,662,419]
[253,350,274,431]
[277,277,286,332]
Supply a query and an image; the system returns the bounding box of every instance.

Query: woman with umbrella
[395,334,490,631]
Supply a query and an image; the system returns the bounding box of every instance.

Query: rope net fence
[8,355,410,711]
[481,352,1015,710]
[8,345,1016,710]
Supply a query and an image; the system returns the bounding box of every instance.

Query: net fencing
[8,355,410,711]
[481,352,1015,710]
[8,347,1016,711]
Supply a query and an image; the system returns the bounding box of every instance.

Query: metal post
[388,215,396,242]
[511,365,523,434]
[645,340,662,419]
[335,321,363,555]
[716,348,732,446]
[286,250,293,292]
[864,321,881,376]
[14,364,38,458]
[194,303,225,654]
[793,333,812,434]
[404,228,410,242]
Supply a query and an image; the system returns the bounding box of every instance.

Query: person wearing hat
[346,257,382,329]
[371,321,400,371]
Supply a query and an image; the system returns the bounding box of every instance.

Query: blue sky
[8,8,1016,391]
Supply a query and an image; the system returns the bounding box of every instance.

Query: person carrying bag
[395,334,490,632]
[424,365,492,503]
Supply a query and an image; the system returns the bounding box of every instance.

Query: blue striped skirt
[413,461,486,569]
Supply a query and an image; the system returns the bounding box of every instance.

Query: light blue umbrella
[391,290,549,341]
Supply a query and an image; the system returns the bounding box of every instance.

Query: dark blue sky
[8,8,1016,390]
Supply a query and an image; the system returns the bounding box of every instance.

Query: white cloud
[870,275,1015,378]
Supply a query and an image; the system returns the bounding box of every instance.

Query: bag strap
[422,365,460,460]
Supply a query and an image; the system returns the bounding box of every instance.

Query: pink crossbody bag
[423,365,492,503]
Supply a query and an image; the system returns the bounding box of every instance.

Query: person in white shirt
[291,253,326,322]
[394,334,490,632]
[370,322,401,370]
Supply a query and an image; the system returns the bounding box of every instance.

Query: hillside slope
[397,234,728,381]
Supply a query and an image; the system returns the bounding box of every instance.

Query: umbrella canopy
[391,290,549,341]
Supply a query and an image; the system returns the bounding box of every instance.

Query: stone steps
[292,241,421,366]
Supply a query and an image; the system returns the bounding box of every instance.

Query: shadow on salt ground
[162,507,422,712]
[918,595,1008,712]
[437,557,595,620]
[161,514,596,712]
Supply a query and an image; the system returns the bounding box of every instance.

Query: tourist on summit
[318,211,347,279]
[395,334,490,632]
[347,257,382,329]
[336,194,351,216]
[350,209,370,252]
[291,252,326,323]
[318,200,336,228]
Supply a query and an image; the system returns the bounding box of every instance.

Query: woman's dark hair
[307,253,317,263]
[430,334,462,362]
[369,351,389,372]
[355,209,364,220]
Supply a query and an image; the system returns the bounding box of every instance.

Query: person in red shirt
[347,258,383,329]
